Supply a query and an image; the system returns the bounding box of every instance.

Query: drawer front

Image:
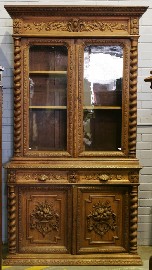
[8,169,139,184]
[16,170,69,184]
[18,185,72,253]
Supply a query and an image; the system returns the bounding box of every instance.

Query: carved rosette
[69,171,79,183]
[87,201,117,237]
[130,186,138,253]
[8,185,16,254]
[30,201,60,237]
[129,39,138,157]
[128,171,139,183]
[14,37,22,157]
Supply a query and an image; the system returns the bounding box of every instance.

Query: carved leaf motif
[13,19,22,34]
[87,201,117,237]
[30,201,59,237]
[23,20,128,33]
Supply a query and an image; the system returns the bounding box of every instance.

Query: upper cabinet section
[5,5,148,159]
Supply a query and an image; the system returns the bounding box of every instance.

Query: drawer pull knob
[98,174,109,181]
[38,175,48,181]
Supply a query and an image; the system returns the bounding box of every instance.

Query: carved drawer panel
[18,185,72,253]
[76,185,129,254]
[79,171,130,184]
[16,170,68,184]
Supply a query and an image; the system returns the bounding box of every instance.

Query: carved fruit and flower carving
[87,201,117,237]
[23,19,128,33]
[30,201,59,237]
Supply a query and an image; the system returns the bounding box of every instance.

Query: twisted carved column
[8,185,16,254]
[130,185,138,254]
[129,39,138,157]
[14,37,22,157]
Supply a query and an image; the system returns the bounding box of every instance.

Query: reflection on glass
[83,45,123,151]
[29,45,68,151]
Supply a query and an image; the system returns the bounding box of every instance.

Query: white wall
[0,0,152,245]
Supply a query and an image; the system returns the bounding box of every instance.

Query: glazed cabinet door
[18,185,72,253]
[76,39,131,157]
[76,185,130,254]
[22,39,75,157]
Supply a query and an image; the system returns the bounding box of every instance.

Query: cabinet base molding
[3,253,142,266]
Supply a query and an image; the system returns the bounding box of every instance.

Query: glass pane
[29,74,67,106]
[29,109,67,151]
[29,45,68,151]
[83,109,122,151]
[83,45,123,151]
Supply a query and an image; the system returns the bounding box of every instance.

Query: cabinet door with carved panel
[18,185,72,254]
[76,186,129,254]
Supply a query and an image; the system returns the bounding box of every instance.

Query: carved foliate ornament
[13,19,22,34]
[30,201,60,237]
[23,19,128,34]
[130,18,139,35]
[87,201,117,237]
[69,171,79,183]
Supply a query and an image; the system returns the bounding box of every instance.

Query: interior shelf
[29,106,67,109]
[29,71,67,75]
[83,106,122,110]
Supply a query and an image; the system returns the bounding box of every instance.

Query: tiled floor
[2,246,152,270]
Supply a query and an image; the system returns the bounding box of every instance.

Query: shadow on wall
[0,32,14,244]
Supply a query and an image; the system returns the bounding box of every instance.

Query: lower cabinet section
[5,169,142,265]
[15,185,129,255]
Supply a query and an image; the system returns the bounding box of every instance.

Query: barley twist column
[129,39,138,157]
[8,185,16,254]
[130,185,138,254]
[14,37,22,157]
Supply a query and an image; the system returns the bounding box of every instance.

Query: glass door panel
[29,45,68,151]
[83,45,123,151]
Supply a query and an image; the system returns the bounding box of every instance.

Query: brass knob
[98,174,109,182]
[38,174,48,181]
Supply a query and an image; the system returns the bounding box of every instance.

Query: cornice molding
[5,5,148,18]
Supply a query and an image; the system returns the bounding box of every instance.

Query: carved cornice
[5,5,148,18]
[5,6,148,37]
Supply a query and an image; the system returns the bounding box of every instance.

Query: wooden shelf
[29,71,67,75]
[83,106,122,110]
[29,106,67,109]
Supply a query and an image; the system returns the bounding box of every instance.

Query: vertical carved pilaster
[8,185,16,254]
[129,39,138,157]
[14,37,22,157]
[130,185,138,254]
